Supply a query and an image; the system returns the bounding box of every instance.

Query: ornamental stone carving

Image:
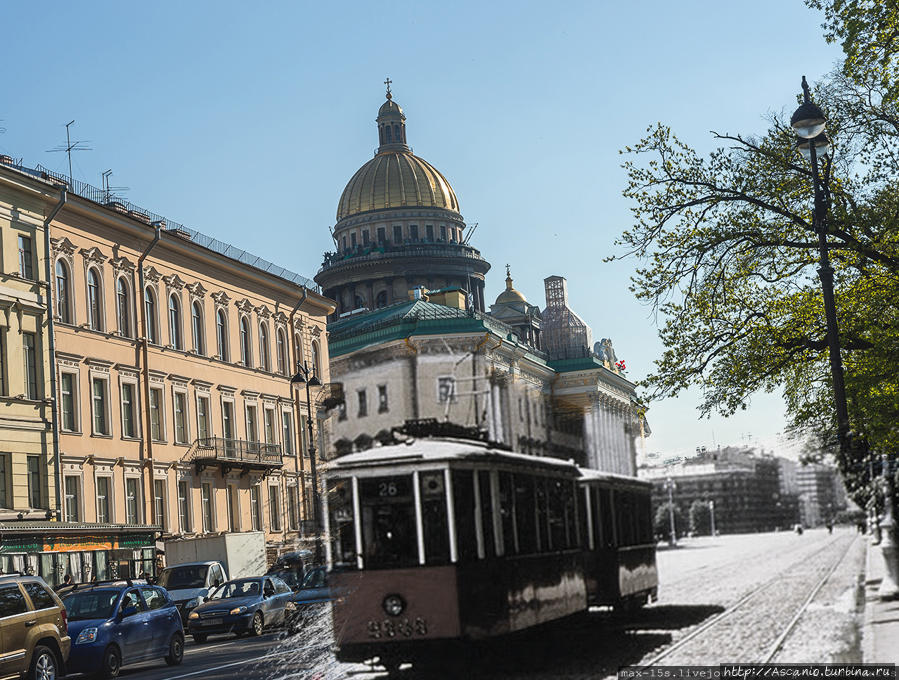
[236,298,254,314]
[211,290,231,308]
[187,282,207,300]
[80,246,107,265]
[143,266,162,284]
[50,237,77,258]
[111,256,135,275]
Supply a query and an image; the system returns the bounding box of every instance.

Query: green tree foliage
[689,499,712,536]
[615,3,899,508]
[653,501,682,540]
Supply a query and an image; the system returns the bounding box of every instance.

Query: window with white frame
[154,479,167,532]
[378,384,389,413]
[250,485,262,531]
[268,484,282,532]
[125,477,141,524]
[227,485,239,532]
[60,372,79,432]
[201,482,214,532]
[196,395,210,440]
[91,376,110,436]
[87,267,103,331]
[281,411,294,455]
[116,277,132,338]
[276,329,287,375]
[173,390,188,444]
[27,455,41,508]
[144,287,158,344]
[149,387,164,441]
[239,317,251,366]
[96,476,112,523]
[177,480,192,533]
[259,323,270,371]
[288,485,299,531]
[437,376,457,403]
[264,408,276,446]
[18,235,33,279]
[168,294,183,350]
[222,399,235,440]
[120,381,137,439]
[23,333,38,400]
[64,475,81,522]
[0,455,7,508]
[245,403,258,443]
[55,260,72,324]
[191,301,204,355]
[216,309,229,361]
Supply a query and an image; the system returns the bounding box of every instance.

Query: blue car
[187,576,294,642]
[286,567,340,634]
[62,582,184,678]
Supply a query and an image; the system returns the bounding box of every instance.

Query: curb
[861,540,876,662]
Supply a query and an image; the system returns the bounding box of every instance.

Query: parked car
[186,576,294,642]
[62,581,184,678]
[0,573,70,680]
[286,567,338,634]
[266,550,311,589]
[157,561,226,621]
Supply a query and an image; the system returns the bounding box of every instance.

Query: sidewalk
[861,539,899,663]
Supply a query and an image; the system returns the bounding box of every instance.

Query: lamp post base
[878,495,899,600]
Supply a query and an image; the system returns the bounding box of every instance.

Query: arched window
[354,295,365,310]
[87,268,103,331]
[385,125,392,142]
[116,277,131,337]
[240,317,251,366]
[168,294,182,350]
[216,309,229,361]
[294,332,303,369]
[259,322,270,371]
[276,329,287,375]
[55,260,71,323]
[192,301,204,355]
[311,340,321,378]
[375,291,388,309]
[144,287,158,344]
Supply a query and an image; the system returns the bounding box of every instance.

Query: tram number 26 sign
[367,617,428,639]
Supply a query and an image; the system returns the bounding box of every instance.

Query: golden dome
[337,152,460,220]
[495,265,527,305]
[336,87,461,221]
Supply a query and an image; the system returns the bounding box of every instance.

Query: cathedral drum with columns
[315,84,491,315]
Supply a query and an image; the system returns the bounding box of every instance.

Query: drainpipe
[138,223,163,525]
[42,188,67,519]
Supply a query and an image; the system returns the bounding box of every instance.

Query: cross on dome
[384,77,392,99]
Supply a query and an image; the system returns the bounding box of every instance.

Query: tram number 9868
[367,617,428,639]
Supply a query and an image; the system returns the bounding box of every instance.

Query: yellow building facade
[0,159,335,582]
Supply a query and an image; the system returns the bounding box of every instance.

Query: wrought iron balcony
[190,437,283,474]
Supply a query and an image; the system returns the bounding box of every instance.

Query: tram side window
[548,479,567,550]
[452,470,478,562]
[360,476,417,569]
[535,477,548,551]
[514,474,537,554]
[477,471,495,558]
[420,472,450,565]
[328,480,357,568]
[616,491,633,546]
[578,485,590,548]
[599,487,615,548]
[564,480,578,549]
[639,491,653,544]
[498,472,516,556]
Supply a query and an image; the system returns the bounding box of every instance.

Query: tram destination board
[619,666,896,679]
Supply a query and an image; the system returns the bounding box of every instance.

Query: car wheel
[250,611,264,636]
[100,645,122,679]
[192,633,208,644]
[27,645,58,680]
[165,632,185,666]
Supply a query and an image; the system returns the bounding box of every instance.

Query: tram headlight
[382,594,406,617]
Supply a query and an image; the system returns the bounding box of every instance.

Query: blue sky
[2,1,844,459]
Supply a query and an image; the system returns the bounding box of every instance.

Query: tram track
[640,532,858,667]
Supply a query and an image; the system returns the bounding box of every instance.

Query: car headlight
[188,611,199,620]
[185,598,200,609]
[229,606,247,616]
[76,627,98,644]
[382,594,405,617]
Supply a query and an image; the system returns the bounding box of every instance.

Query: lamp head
[791,100,826,139]
[308,375,323,387]
[290,369,306,385]
[796,131,831,160]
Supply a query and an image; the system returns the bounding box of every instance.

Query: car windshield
[301,569,327,589]
[63,590,120,621]
[271,570,300,589]
[209,579,261,600]
[158,565,208,590]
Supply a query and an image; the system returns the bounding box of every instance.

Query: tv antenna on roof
[46,120,91,185]
[101,169,129,204]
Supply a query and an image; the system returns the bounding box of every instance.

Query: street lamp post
[709,499,716,537]
[664,477,677,546]
[290,360,323,563]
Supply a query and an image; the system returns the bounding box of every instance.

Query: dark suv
[0,573,70,680]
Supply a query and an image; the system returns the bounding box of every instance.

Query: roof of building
[494,266,528,306]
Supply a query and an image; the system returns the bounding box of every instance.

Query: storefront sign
[0,533,155,554]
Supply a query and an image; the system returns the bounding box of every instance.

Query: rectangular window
[264,409,276,445]
[0,456,7,509]
[362,230,370,245]
[96,477,111,523]
[350,232,357,248]
[154,479,166,531]
[197,396,210,440]
[27,456,41,508]
[202,482,214,532]
[437,376,456,403]
[222,400,234,439]
[178,481,192,533]
[250,485,262,531]
[173,392,188,444]
[425,224,434,241]
[440,225,446,241]
[91,378,108,435]
[337,401,347,421]
[18,235,33,279]
[393,225,402,243]
[357,389,367,417]
[149,387,163,441]
[410,224,419,240]
[126,478,140,524]
[121,383,136,438]
[246,404,258,442]
[0,332,6,395]
[23,333,38,400]
[378,385,388,413]
[227,485,238,532]
[269,485,282,532]
[288,486,299,531]
[281,411,294,455]
[64,476,80,522]
[377,227,386,243]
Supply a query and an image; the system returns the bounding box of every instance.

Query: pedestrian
[55,573,73,591]
[826,523,833,534]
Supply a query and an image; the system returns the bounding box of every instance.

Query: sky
[1,1,845,460]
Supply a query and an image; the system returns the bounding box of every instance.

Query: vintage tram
[325,433,657,672]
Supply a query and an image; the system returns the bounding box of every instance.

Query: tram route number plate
[367,617,428,639]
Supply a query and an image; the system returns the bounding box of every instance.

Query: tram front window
[328,480,357,568]
[361,476,417,569]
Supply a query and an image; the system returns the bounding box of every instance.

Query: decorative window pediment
[273,311,288,325]
[187,282,207,299]
[255,305,272,319]
[143,266,162,283]
[50,237,77,258]
[80,247,107,265]
[236,298,254,314]
[211,290,231,308]
[111,256,135,274]
[163,273,186,291]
